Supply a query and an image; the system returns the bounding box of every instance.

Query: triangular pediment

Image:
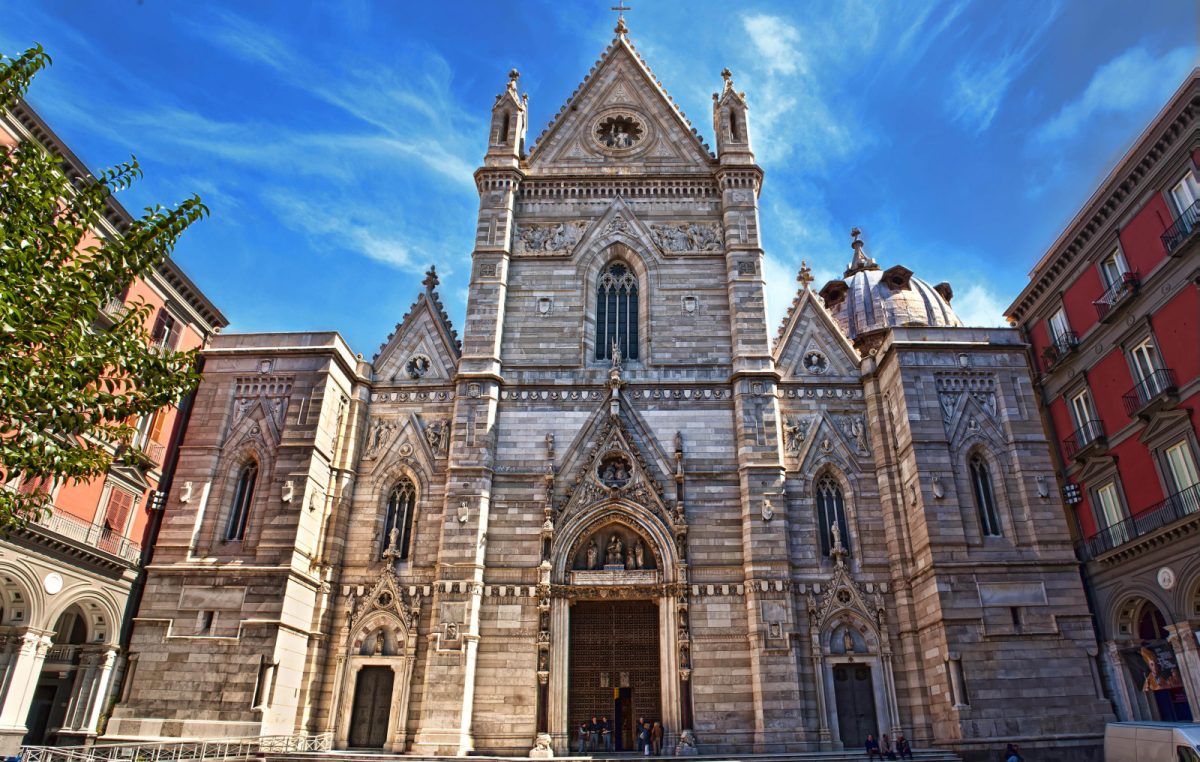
[374,270,461,384]
[946,391,1004,449]
[527,35,713,172]
[790,412,869,475]
[362,413,443,475]
[774,288,860,381]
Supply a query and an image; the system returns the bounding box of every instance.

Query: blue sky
[2,1,1196,354]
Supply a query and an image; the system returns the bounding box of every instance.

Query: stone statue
[633,539,645,570]
[530,732,554,759]
[373,630,385,655]
[675,729,698,756]
[387,525,400,554]
[606,534,624,566]
[842,628,855,653]
[425,420,444,451]
[586,539,599,570]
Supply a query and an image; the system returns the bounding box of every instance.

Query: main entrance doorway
[833,664,877,749]
[569,600,660,751]
[348,666,393,748]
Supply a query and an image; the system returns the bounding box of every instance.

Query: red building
[1006,69,1200,725]
[0,100,226,752]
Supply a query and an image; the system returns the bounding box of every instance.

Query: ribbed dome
[818,229,961,346]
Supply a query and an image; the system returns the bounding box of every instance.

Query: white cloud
[1032,44,1195,145]
[946,2,1061,133]
[742,14,804,76]
[952,283,1007,327]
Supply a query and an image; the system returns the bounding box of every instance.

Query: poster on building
[1122,642,1184,692]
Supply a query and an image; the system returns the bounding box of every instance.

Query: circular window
[594,113,644,151]
[405,354,432,379]
[597,453,633,488]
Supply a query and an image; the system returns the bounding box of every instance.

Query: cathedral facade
[107,24,1113,761]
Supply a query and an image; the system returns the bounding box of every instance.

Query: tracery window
[225,461,258,541]
[969,453,1002,537]
[595,261,638,362]
[382,479,417,560]
[816,475,850,557]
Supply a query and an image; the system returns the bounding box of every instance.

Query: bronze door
[348,665,394,748]
[833,664,877,749]
[569,600,660,749]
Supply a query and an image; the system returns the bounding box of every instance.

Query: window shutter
[149,409,169,442]
[105,490,134,535]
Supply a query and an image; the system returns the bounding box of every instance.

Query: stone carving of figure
[373,630,385,655]
[633,539,645,570]
[606,534,624,566]
[586,539,599,570]
[849,416,867,452]
[424,420,444,452]
[784,416,807,454]
[387,525,400,554]
[842,627,855,654]
[446,622,459,641]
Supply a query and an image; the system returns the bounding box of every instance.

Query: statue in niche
[606,534,625,566]
[842,627,855,654]
[446,622,459,641]
[599,453,632,488]
[586,539,600,570]
[373,630,385,656]
[405,354,431,379]
[633,539,645,570]
[625,546,634,570]
[784,416,808,454]
[424,419,446,452]
[803,350,829,375]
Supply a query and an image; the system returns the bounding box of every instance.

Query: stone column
[1165,622,1200,716]
[0,630,52,755]
[1104,641,1134,721]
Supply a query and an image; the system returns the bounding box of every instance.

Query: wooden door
[348,666,394,748]
[833,664,877,749]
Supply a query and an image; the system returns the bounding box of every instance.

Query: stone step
[265,752,961,762]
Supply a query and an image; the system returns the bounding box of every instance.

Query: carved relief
[783,416,810,455]
[803,349,829,375]
[515,222,586,255]
[405,354,432,379]
[649,222,723,252]
[839,415,868,454]
[421,417,449,455]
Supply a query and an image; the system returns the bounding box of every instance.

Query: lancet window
[969,453,1002,537]
[225,461,258,541]
[595,261,638,362]
[816,475,850,557]
[382,479,417,560]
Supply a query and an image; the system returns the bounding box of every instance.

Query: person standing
[578,722,589,754]
[1004,743,1024,762]
[601,715,612,752]
[651,721,663,755]
[589,716,600,752]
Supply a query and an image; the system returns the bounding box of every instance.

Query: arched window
[382,479,417,560]
[816,475,850,557]
[595,261,638,362]
[225,461,258,541]
[969,453,1002,537]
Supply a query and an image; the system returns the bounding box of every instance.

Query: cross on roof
[611,2,631,34]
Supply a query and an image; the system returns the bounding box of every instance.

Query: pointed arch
[814,470,851,558]
[225,458,259,541]
[552,500,680,584]
[965,445,1003,538]
[595,259,640,362]
[381,478,417,560]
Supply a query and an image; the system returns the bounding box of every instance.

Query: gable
[527,37,713,173]
[373,271,461,384]
[774,289,860,381]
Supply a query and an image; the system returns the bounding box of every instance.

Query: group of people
[865,732,913,760]
[576,715,665,756]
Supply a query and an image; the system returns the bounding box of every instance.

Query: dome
[818,229,961,346]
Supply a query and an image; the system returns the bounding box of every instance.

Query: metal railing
[21,733,332,762]
[1041,331,1079,370]
[1161,198,1200,254]
[99,298,128,322]
[1063,419,1106,459]
[28,509,141,564]
[1080,482,1200,560]
[1093,271,1139,320]
[1122,368,1178,416]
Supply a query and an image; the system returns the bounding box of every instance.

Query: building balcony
[1079,481,1200,561]
[1161,198,1200,255]
[1040,331,1079,371]
[1063,419,1107,460]
[27,507,142,565]
[1093,271,1140,322]
[1122,368,1179,418]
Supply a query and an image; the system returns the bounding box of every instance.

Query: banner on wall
[1121,641,1184,692]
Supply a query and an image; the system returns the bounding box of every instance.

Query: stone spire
[844,227,879,277]
[797,260,813,290]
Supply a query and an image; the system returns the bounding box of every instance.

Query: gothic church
[108,19,1113,761]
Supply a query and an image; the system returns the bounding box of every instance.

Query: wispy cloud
[1032,44,1195,145]
[946,1,1061,133]
[742,14,804,77]
[952,283,1007,327]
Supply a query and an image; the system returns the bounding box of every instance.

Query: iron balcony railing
[21,733,333,762]
[1093,271,1139,321]
[1122,368,1178,417]
[1063,419,1106,459]
[28,508,141,564]
[1080,482,1200,561]
[1161,198,1200,254]
[1041,331,1079,370]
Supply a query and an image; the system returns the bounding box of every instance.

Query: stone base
[529,733,555,758]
